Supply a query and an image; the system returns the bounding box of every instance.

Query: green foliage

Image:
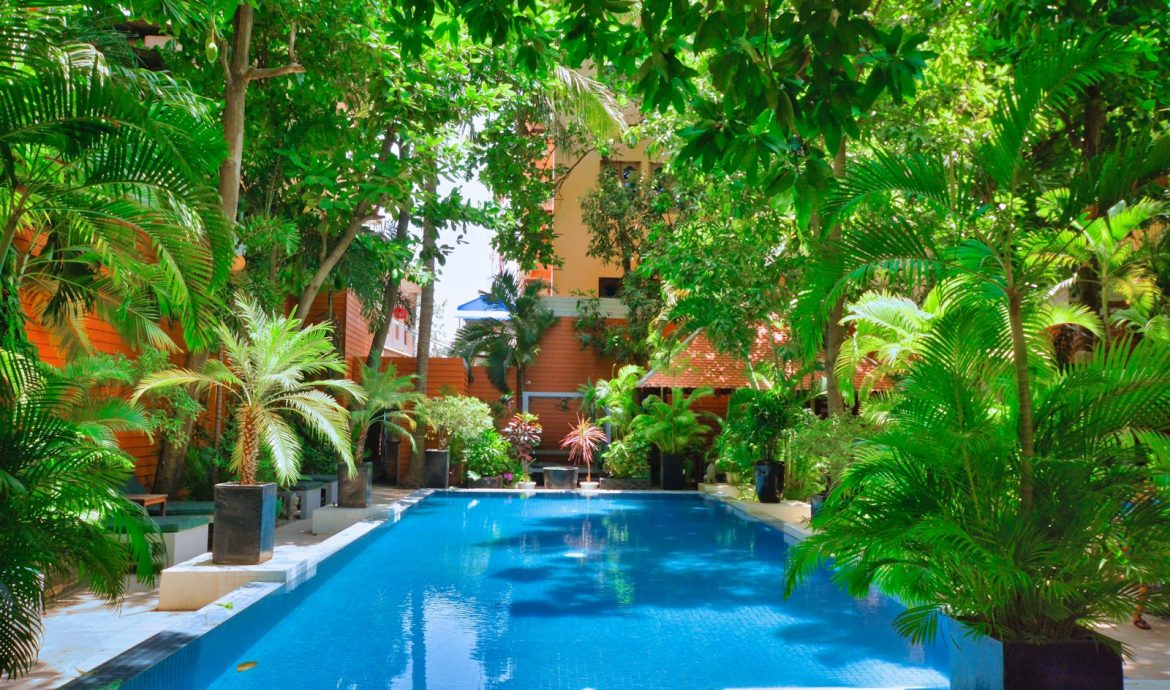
[349,362,422,461]
[465,428,514,480]
[135,298,361,485]
[500,412,541,479]
[631,387,714,456]
[785,310,1170,645]
[416,394,493,454]
[784,411,871,498]
[0,351,160,678]
[714,387,798,475]
[602,436,651,479]
[0,3,232,356]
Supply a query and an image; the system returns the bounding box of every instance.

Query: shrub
[603,436,651,478]
[465,428,514,479]
[416,395,493,457]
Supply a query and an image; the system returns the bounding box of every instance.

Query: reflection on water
[206,493,948,690]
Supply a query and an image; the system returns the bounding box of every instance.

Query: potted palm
[560,417,607,490]
[501,412,542,490]
[630,387,714,490]
[346,362,422,507]
[135,299,361,564]
[415,395,493,489]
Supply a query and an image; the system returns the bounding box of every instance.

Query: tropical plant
[785,411,870,497]
[415,394,493,454]
[630,386,715,456]
[134,298,362,485]
[0,3,232,356]
[465,428,514,480]
[1043,196,1166,340]
[451,273,557,401]
[501,412,542,480]
[714,387,796,473]
[784,307,1170,646]
[602,436,651,479]
[349,362,423,463]
[0,351,160,678]
[577,364,646,438]
[835,288,949,400]
[560,417,608,482]
[785,33,1170,646]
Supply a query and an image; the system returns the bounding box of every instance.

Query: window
[598,277,622,298]
[603,160,641,188]
[649,162,669,194]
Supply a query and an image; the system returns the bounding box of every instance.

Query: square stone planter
[949,624,1122,690]
[544,466,578,490]
[660,453,686,490]
[424,449,450,489]
[338,461,373,508]
[212,482,276,565]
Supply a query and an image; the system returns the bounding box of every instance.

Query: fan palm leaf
[0,350,160,678]
[135,298,363,486]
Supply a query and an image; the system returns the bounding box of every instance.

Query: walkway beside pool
[4,486,413,689]
[2,486,1169,689]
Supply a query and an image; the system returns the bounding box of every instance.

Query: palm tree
[349,361,423,463]
[785,305,1170,646]
[0,351,159,678]
[452,273,557,403]
[135,298,363,485]
[1045,196,1165,342]
[0,4,232,356]
[802,32,1162,514]
[788,32,1170,647]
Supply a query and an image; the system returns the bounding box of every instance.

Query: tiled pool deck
[2,485,1169,689]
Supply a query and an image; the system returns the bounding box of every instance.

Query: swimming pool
[124,492,950,689]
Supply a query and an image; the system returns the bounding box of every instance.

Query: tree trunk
[823,138,848,416]
[515,365,525,409]
[152,350,209,495]
[1006,287,1036,515]
[154,4,302,495]
[294,133,398,321]
[407,173,439,486]
[238,407,259,485]
[364,203,412,370]
[217,4,254,224]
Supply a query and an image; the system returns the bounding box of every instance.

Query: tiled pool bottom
[118,492,950,689]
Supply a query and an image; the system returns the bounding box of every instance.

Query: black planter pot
[649,446,661,485]
[338,461,373,508]
[424,449,450,489]
[212,482,276,565]
[754,460,784,503]
[950,629,1122,690]
[660,453,686,490]
[544,466,579,490]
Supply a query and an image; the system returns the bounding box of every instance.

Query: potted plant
[560,417,607,490]
[722,387,794,502]
[630,387,714,490]
[598,436,652,490]
[465,428,513,488]
[501,412,542,490]
[415,395,493,489]
[135,298,360,564]
[786,412,868,517]
[345,362,422,507]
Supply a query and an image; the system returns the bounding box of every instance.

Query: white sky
[430,172,498,354]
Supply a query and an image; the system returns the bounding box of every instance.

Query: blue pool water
[180,493,948,689]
